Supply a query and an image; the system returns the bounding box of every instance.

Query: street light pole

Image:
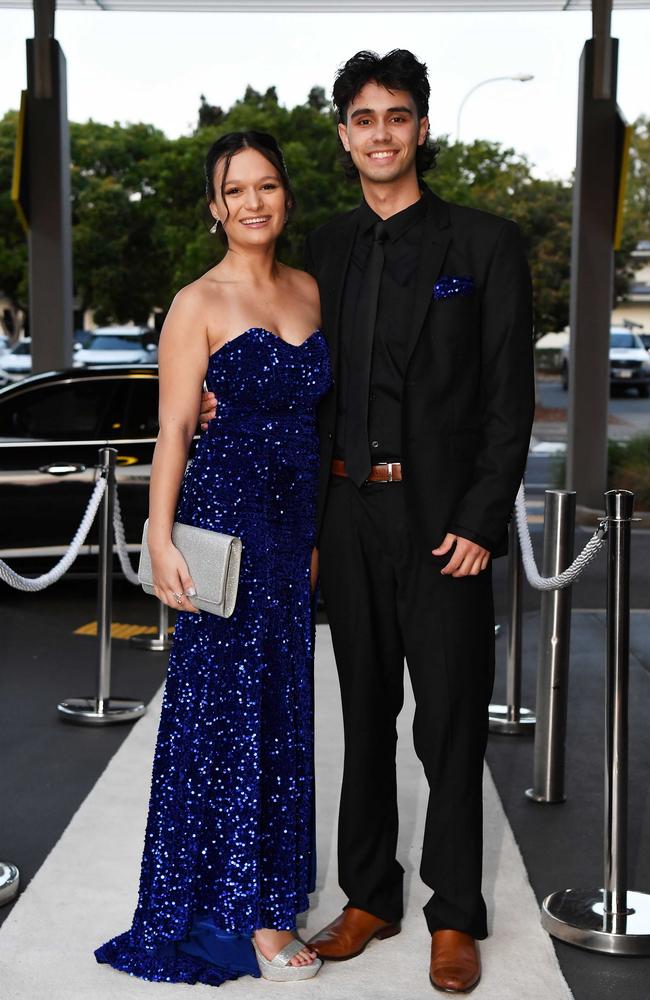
[456,74,534,142]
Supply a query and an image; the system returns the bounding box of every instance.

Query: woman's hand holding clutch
[150,542,200,613]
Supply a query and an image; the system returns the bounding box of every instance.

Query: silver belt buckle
[386,462,393,483]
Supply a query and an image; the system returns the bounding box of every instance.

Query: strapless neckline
[209,326,322,361]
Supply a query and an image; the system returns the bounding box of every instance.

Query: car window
[123,377,159,437]
[0,378,127,440]
[86,335,145,351]
[610,333,640,350]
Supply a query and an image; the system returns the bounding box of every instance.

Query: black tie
[345,221,388,486]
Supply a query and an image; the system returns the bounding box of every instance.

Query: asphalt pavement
[535,374,650,443]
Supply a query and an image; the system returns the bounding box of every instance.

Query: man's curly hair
[332,49,439,180]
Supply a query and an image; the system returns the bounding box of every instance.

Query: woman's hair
[204,131,296,242]
[332,49,439,179]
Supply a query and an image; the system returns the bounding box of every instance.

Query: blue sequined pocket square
[433,275,475,301]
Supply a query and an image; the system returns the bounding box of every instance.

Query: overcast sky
[2,8,649,180]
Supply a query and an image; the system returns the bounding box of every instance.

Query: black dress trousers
[318,475,495,940]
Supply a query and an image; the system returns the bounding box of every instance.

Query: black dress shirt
[335,194,426,464]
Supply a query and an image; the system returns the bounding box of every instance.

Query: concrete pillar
[25,0,73,373]
[566,2,618,508]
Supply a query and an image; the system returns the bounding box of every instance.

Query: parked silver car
[0,338,32,386]
[74,327,158,367]
[561,328,650,397]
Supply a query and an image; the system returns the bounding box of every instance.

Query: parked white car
[73,326,158,367]
[0,338,32,386]
[562,328,650,398]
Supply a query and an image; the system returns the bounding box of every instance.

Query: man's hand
[432,533,491,577]
[199,390,217,431]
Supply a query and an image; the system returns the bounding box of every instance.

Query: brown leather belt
[331,459,403,483]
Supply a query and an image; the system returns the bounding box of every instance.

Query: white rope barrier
[0,471,609,597]
[514,482,607,591]
[0,475,108,591]
[112,489,141,586]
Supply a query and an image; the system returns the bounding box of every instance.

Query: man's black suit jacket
[305,185,535,559]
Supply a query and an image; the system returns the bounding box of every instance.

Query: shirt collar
[358,192,427,243]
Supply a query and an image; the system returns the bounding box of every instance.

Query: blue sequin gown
[95,327,332,986]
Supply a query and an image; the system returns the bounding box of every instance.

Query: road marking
[74,621,174,640]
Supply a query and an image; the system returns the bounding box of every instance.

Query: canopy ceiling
[1,0,649,11]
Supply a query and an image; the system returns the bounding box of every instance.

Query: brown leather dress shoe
[429,930,481,993]
[308,906,401,961]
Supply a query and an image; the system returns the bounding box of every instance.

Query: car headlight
[642,360,650,371]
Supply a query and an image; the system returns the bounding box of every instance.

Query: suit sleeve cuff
[447,524,495,552]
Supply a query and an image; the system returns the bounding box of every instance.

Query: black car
[0,365,179,577]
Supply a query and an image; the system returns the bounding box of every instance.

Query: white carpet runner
[0,625,572,999]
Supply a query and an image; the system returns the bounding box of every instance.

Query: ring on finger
[172,592,183,605]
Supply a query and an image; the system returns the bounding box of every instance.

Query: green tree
[1,93,647,334]
[70,120,172,323]
[424,138,572,336]
[0,111,28,328]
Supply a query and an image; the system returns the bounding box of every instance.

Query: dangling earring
[209,218,220,234]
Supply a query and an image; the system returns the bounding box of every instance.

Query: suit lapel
[404,190,452,369]
[321,211,359,373]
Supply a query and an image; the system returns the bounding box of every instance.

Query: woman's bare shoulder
[280,264,320,304]
[170,271,224,315]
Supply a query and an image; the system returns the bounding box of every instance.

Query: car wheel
[639,384,649,399]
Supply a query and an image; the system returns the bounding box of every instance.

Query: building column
[26,0,73,372]
[566,0,618,508]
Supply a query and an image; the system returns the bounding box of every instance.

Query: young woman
[95,131,331,986]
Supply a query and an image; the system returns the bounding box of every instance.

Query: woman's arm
[148,285,210,612]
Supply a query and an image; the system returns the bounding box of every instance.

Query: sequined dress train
[95,327,332,986]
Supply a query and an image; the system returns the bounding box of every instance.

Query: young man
[201,49,534,994]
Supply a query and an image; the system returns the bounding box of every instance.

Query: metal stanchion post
[542,490,650,954]
[0,861,19,906]
[489,519,535,734]
[526,490,576,803]
[58,448,146,725]
[130,599,173,652]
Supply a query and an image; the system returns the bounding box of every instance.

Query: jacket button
[371,440,379,448]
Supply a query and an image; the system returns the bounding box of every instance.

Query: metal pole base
[129,633,172,652]
[525,786,566,804]
[542,888,650,955]
[0,861,19,906]
[57,697,146,725]
[489,704,536,735]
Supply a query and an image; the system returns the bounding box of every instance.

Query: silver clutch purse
[138,519,242,617]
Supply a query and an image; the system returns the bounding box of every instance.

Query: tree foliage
[0,96,647,337]
[0,111,29,317]
[424,139,573,335]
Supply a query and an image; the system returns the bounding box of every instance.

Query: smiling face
[209,146,289,247]
[338,80,429,187]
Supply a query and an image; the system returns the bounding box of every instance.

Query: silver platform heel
[253,937,322,981]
